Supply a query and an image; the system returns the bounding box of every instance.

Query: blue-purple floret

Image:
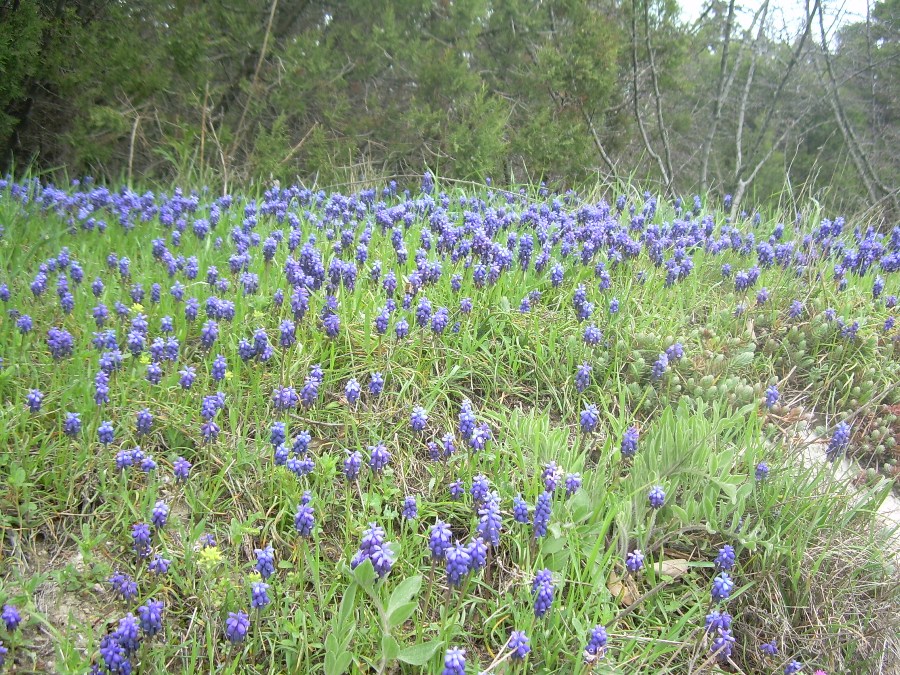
[351,523,394,578]
[651,352,669,380]
[533,491,552,539]
[827,421,851,461]
[294,501,315,536]
[369,372,384,395]
[251,581,271,609]
[476,493,502,547]
[441,646,466,675]
[759,640,778,656]
[584,625,608,662]
[705,609,732,633]
[411,406,428,432]
[467,537,488,570]
[402,495,418,520]
[368,442,391,472]
[711,572,734,602]
[575,361,592,392]
[429,521,452,560]
[710,629,736,662]
[151,500,169,529]
[621,426,639,457]
[343,450,362,480]
[1,605,21,632]
[99,634,129,673]
[255,545,276,579]
[565,473,582,497]
[109,571,138,601]
[532,569,555,617]
[715,545,736,570]
[137,599,164,636]
[507,630,530,660]
[513,495,530,523]
[225,611,250,643]
[580,404,599,432]
[626,549,644,573]
[445,542,471,586]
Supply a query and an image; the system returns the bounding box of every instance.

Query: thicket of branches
[1,0,897,217]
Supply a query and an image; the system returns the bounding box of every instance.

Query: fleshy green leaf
[381,634,401,663]
[388,601,417,628]
[398,639,442,666]
[352,559,376,589]
[387,574,422,618]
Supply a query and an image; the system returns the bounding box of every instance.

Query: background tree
[0,0,896,219]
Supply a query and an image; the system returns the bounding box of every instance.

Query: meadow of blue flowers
[0,174,898,673]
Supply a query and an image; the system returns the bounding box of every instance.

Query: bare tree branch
[642,0,674,188]
[746,0,820,165]
[734,0,770,184]
[700,0,736,193]
[732,111,810,215]
[815,0,896,211]
[579,107,617,173]
[229,0,279,162]
[630,0,670,190]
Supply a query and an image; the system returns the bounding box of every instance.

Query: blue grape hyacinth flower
[711,572,734,602]
[224,611,250,644]
[621,426,639,457]
[507,630,531,660]
[827,421,851,461]
[428,521,452,561]
[715,545,736,570]
[533,491,552,539]
[580,404,599,433]
[625,549,644,573]
[583,624,608,663]
[441,647,466,675]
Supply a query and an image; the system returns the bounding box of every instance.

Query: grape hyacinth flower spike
[711,572,734,602]
[583,625,608,663]
[224,611,250,644]
[507,630,531,660]
[625,549,644,573]
[826,421,851,462]
[442,647,466,675]
[715,545,736,570]
[621,426,639,457]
